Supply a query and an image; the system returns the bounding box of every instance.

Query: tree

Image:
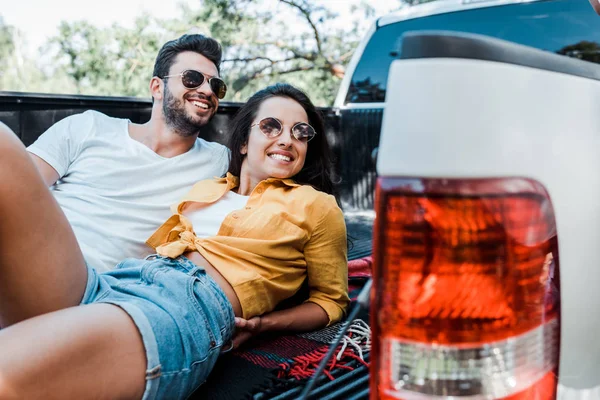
[42,0,391,105]
[189,0,378,105]
[45,16,168,96]
[0,16,15,65]
[0,16,73,93]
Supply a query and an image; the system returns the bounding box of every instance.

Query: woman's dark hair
[153,34,222,78]
[227,83,337,197]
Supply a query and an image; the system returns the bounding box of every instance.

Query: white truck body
[377,32,600,398]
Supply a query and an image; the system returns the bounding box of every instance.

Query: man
[27,34,230,272]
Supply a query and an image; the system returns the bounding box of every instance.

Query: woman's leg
[0,123,87,326]
[0,303,146,399]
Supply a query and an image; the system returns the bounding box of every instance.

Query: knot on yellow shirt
[156,229,198,258]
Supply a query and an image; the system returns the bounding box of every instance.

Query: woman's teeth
[269,154,291,162]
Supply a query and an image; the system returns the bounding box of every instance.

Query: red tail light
[371,178,560,399]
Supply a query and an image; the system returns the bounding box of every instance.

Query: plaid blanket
[191,257,373,400]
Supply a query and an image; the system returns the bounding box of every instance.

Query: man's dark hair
[153,34,223,78]
[227,83,337,197]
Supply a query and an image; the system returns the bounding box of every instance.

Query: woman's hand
[232,316,262,349]
[231,304,329,349]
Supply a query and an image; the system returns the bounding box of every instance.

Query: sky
[1,0,401,55]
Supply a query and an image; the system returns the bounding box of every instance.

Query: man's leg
[0,123,87,326]
[0,303,146,399]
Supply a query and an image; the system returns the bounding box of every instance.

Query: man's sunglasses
[162,70,227,99]
[251,117,317,143]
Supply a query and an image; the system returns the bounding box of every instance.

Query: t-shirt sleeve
[218,146,231,176]
[27,112,92,178]
[303,196,349,325]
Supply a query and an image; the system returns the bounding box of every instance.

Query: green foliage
[0,17,15,64]
[0,17,75,93]
[188,0,376,105]
[45,16,169,96]
[3,1,397,105]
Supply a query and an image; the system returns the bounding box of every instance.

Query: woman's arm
[233,303,329,348]
[233,196,349,348]
[301,198,349,324]
[259,302,329,331]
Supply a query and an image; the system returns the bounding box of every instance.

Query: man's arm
[29,153,60,187]
[27,112,95,187]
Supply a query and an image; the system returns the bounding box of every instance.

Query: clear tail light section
[371,178,560,400]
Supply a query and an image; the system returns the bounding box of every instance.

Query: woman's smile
[267,150,295,163]
[239,96,308,188]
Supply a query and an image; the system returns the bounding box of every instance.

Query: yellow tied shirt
[146,173,349,325]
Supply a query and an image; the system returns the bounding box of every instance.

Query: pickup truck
[1,0,599,399]
[371,30,600,400]
[334,0,600,210]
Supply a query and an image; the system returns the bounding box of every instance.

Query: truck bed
[345,210,375,261]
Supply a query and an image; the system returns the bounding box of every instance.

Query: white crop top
[184,190,249,238]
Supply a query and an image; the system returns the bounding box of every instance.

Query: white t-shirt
[185,191,249,238]
[28,110,229,272]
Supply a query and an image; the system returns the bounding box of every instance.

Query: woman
[0,84,348,400]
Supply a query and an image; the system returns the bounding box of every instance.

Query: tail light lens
[371,178,560,400]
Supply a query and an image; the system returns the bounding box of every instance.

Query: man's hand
[232,316,262,349]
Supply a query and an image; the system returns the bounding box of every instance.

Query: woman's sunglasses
[251,117,317,143]
[162,70,227,99]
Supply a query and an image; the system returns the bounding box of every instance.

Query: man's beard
[162,86,207,138]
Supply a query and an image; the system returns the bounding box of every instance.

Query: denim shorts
[80,255,235,400]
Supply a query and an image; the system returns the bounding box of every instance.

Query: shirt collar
[264,177,301,188]
[221,172,301,190]
[214,172,239,189]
